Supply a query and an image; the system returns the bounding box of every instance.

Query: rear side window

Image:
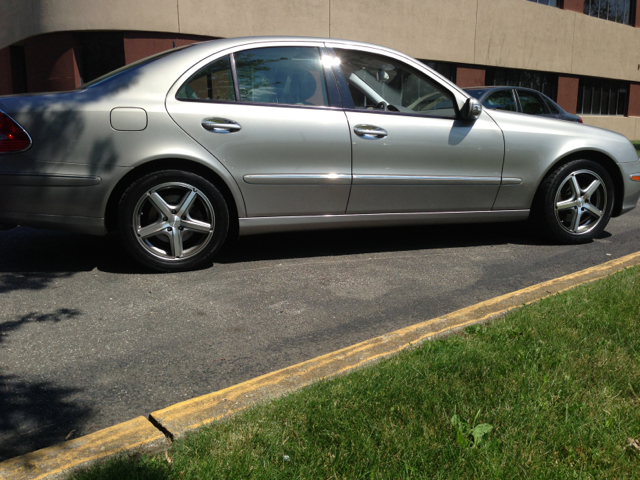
[234,47,329,106]
[483,90,517,112]
[177,55,235,101]
[518,91,549,115]
[542,95,561,114]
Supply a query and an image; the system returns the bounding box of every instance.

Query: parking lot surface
[2,211,640,461]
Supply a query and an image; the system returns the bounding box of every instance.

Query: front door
[330,46,505,214]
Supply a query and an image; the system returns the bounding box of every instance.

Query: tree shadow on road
[0,308,93,462]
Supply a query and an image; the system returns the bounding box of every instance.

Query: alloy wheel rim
[133,182,215,261]
[554,169,607,235]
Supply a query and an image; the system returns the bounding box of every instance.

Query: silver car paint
[165,43,353,217]
[0,36,639,237]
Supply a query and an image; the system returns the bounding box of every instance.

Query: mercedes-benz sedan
[1,36,639,271]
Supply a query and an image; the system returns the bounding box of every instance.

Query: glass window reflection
[583,0,633,25]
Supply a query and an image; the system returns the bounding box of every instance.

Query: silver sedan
[1,36,640,271]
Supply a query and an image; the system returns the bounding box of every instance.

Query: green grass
[631,140,640,157]
[72,267,640,479]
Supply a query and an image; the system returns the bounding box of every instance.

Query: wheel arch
[104,157,245,236]
[534,149,624,217]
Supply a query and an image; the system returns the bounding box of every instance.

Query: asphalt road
[2,210,640,461]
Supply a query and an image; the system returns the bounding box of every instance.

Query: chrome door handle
[354,125,387,139]
[201,118,242,133]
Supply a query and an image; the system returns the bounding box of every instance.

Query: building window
[9,46,27,94]
[526,0,560,7]
[422,61,456,83]
[485,68,558,100]
[583,0,633,25]
[78,32,126,83]
[577,77,628,115]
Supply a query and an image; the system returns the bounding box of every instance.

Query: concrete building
[2,0,640,138]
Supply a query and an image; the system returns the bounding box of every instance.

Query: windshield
[81,45,192,88]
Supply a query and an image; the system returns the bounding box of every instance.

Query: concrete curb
[3,250,640,479]
[0,417,168,480]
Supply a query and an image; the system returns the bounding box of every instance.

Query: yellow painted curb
[150,250,640,438]
[0,417,168,480]
[3,250,640,480]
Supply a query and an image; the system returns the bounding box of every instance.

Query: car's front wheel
[118,170,229,272]
[535,159,614,244]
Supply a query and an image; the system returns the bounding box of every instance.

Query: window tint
[334,48,455,118]
[517,91,548,115]
[422,60,456,83]
[465,89,488,100]
[177,55,235,101]
[234,47,328,106]
[542,95,561,114]
[483,90,517,112]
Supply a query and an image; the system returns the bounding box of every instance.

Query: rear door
[166,42,352,217]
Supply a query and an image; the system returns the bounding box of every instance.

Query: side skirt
[238,210,530,236]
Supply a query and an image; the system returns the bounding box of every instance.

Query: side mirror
[460,97,482,120]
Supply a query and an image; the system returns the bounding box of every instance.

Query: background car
[1,37,639,272]
[464,86,583,123]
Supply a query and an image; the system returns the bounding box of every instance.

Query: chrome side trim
[501,177,523,185]
[0,173,102,186]
[238,210,530,235]
[243,174,351,185]
[352,175,502,185]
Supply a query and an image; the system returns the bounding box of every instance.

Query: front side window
[334,48,456,118]
[517,91,548,115]
[234,47,329,106]
[483,90,517,112]
[542,95,562,114]
[177,55,235,101]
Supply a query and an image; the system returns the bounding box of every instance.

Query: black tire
[117,170,229,272]
[533,159,614,244]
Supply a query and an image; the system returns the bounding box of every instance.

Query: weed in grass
[71,266,640,479]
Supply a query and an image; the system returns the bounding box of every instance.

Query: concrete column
[455,66,485,88]
[628,83,640,117]
[123,32,214,64]
[24,32,81,93]
[562,0,584,13]
[557,76,580,114]
[0,47,12,95]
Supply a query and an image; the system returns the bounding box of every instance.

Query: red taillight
[578,117,583,123]
[0,111,31,153]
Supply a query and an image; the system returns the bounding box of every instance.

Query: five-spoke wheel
[118,171,229,271]
[535,159,614,243]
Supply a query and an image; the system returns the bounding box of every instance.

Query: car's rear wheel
[534,159,614,244]
[118,170,229,272]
